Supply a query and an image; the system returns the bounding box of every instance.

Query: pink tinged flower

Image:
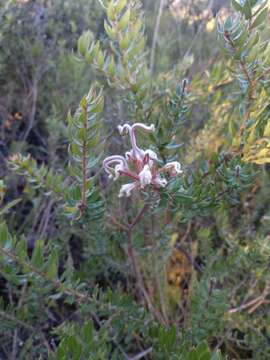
[144,149,158,160]
[160,161,182,176]
[119,182,138,197]
[103,155,129,180]
[152,175,168,188]
[138,164,152,188]
[103,123,182,198]
[118,123,155,162]
[143,149,158,167]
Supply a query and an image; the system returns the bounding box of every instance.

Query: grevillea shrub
[0,0,269,359]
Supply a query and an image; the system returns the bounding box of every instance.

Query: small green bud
[246,45,258,63]
[107,57,116,77]
[115,0,127,13]
[77,31,93,56]
[104,21,117,40]
[96,50,105,68]
[118,8,130,31]
[120,33,129,50]
[107,2,116,21]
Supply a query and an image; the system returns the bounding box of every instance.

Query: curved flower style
[103,123,182,197]
[103,155,130,180]
[159,161,182,176]
[118,123,155,164]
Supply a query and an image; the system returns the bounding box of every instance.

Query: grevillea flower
[103,123,182,197]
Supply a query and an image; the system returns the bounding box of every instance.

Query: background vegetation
[0,0,269,358]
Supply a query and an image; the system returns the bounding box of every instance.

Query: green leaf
[250,8,268,29]
[195,341,211,360]
[115,0,127,14]
[104,21,116,39]
[234,29,248,47]
[31,239,44,268]
[119,32,130,50]
[232,0,243,12]
[107,1,116,22]
[242,0,252,19]
[0,222,9,245]
[82,321,94,345]
[118,8,130,31]
[68,335,82,358]
[15,237,28,260]
[77,31,93,56]
[107,56,116,77]
[96,49,105,68]
[246,31,259,50]
[211,352,223,360]
[246,44,259,62]
[0,198,21,217]
[46,249,58,279]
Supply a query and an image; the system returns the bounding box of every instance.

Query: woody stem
[126,205,168,326]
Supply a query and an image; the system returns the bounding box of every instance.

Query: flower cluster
[103,123,182,197]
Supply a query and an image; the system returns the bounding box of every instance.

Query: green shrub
[0,0,269,358]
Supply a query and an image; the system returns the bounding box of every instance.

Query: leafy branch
[66,85,104,220]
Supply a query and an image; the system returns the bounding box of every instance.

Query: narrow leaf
[250,8,268,29]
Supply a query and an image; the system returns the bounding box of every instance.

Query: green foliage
[51,321,111,360]
[78,0,148,96]
[216,0,270,164]
[0,0,269,359]
[186,279,228,343]
[177,342,225,360]
[65,86,104,220]
[8,154,64,197]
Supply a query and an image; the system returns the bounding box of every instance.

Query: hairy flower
[103,155,130,180]
[159,161,183,176]
[103,123,182,197]
[118,123,155,164]
[139,164,152,187]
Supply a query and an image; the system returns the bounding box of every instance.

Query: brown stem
[110,203,168,325]
[109,215,129,231]
[228,283,270,314]
[228,295,265,314]
[129,204,148,230]
[127,228,167,326]
[150,214,169,326]
[126,205,168,325]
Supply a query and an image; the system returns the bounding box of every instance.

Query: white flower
[118,123,155,162]
[143,149,158,167]
[160,161,182,176]
[117,124,131,137]
[103,155,129,180]
[118,182,137,197]
[153,175,167,188]
[114,164,124,180]
[139,164,152,188]
[103,123,182,197]
[144,149,158,160]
